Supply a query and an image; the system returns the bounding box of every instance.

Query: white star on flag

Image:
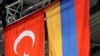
[24,52,30,56]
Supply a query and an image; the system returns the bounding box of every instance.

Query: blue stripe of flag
[60,0,78,56]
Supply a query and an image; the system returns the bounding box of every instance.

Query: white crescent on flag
[14,30,35,55]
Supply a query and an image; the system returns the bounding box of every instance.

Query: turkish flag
[4,9,44,56]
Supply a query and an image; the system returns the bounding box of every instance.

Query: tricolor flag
[45,0,90,56]
[4,9,44,56]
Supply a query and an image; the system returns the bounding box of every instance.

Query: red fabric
[75,0,90,56]
[4,9,44,56]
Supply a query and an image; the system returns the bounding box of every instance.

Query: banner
[45,0,90,56]
[4,9,44,56]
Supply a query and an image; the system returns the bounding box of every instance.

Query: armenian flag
[45,0,90,56]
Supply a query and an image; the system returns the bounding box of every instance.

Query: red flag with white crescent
[4,9,44,56]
